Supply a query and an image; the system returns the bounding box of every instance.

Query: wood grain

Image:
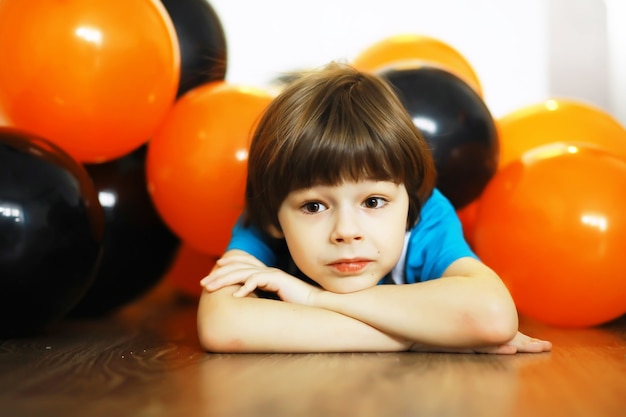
[1,282,624,417]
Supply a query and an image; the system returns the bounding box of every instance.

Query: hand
[474,331,552,354]
[200,252,322,306]
[410,331,552,354]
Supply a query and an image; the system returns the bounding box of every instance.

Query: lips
[328,259,372,273]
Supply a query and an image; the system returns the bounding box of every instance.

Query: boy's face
[275,180,409,293]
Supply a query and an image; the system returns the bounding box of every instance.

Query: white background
[209,0,626,125]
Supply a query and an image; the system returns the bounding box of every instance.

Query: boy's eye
[301,202,327,214]
[363,197,387,209]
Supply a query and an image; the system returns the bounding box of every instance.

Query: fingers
[200,265,253,291]
[232,279,261,298]
[474,335,552,354]
[199,253,268,291]
[223,273,279,298]
[216,253,265,268]
[510,332,552,353]
[199,254,281,297]
[516,338,552,353]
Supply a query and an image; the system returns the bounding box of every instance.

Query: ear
[267,224,284,239]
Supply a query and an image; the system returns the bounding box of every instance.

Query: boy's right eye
[301,202,327,214]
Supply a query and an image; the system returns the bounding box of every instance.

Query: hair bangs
[284,127,407,192]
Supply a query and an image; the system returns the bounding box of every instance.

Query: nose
[331,208,363,243]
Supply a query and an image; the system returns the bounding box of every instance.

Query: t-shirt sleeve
[404,189,478,283]
[225,216,277,266]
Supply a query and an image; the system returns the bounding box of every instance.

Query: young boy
[198,63,551,354]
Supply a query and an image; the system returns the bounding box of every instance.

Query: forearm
[197,286,412,353]
[312,272,518,348]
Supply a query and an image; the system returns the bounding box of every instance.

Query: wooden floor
[1,282,625,417]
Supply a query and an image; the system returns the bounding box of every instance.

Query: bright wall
[210,0,625,125]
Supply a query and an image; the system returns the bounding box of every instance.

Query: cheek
[286,239,321,282]
[377,213,408,263]
[282,225,320,265]
[380,230,405,263]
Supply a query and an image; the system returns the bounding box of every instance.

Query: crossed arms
[197,250,551,354]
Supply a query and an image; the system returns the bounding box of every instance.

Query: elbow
[198,314,246,353]
[197,319,232,353]
[472,297,519,346]
[198,328,244,354]
[196,293,246,353]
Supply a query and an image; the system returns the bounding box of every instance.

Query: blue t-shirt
[226,189,477,284]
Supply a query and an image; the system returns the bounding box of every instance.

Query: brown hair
[245,63,436,233]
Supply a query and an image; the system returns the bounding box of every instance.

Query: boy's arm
[197,287,412,353]
[197,252,412,353]
[200,251,550,353]
[311,257,521,348]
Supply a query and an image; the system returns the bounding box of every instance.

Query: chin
[318,277,381,294]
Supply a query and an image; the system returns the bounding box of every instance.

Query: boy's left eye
[301,201,327,214]
[363,197,387,209]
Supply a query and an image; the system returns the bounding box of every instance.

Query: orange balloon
[0,0,180,163]
[456,198,480,249]
[473,143,626,327]
[497,99,626,169]
[352,34,482,96]
[147,81,273,255]
[164,245,217,299]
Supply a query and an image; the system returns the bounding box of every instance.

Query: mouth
[327,259,372,274]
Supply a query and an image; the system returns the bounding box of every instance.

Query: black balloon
[380,66,499,209]
[161,0,228,97]
[0,128,104,338]
[68,146,180,318]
